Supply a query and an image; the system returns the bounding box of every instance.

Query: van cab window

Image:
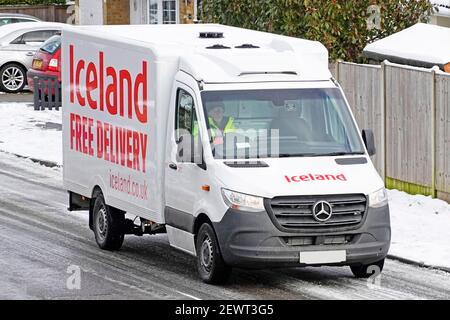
[201,88,365,159]
[175,88,197,141]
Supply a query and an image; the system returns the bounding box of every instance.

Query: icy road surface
[0,152,449,300]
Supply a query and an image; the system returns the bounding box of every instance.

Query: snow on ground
[0,102,449,269]
[0,103,62,165]
[388,189,450,270]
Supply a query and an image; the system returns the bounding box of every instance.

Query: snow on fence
[331,61,450,202]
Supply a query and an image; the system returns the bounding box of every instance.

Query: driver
[205,101,236,144]
[193,101,236,145]
[207,101,236,135]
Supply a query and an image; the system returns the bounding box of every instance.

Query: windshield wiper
[266,151,366,158]
[277,153,317,158]
[309,151,366,157]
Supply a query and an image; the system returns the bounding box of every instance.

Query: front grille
[283,235,354,246]
[268,194,367,231]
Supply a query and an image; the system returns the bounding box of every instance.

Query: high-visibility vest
[208,116,236,138]
[193,117,236,138]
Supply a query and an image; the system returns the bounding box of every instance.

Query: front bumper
[213,204,391,269]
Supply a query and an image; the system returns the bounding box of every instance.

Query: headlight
[221,189,265,212]
[368,188,388,208]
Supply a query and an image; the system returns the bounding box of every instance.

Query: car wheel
[92,193,125,251]
[196,223,232,284]
[350,258,385,278]
[0,63,27,93]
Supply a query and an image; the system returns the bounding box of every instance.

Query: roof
[0,13,40,20]
[363,23,450,68]
[0,21,66,42]
[431,0,450,17]
[73,24,331,83]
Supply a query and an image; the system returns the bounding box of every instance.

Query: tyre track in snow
[0,152,449,300]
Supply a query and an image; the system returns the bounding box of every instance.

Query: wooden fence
[331,61,450,201]
[0,4,73,23]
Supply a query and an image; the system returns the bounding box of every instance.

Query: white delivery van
[62,24,390,284]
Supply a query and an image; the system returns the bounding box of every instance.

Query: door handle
[26,52,34,56]
[168,163,178,170]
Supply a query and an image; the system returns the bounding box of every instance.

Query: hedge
[201,0,435,62]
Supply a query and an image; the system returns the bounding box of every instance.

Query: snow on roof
[363,23,450,68]
[431,0,450,16]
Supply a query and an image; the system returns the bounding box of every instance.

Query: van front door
[164,78,207,255]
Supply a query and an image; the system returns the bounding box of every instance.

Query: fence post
[380,61,387,182]
[431,67,438,198]
[55,79,60,110]
[33,76,39,111]
[336,59,342,82]
[52,5,56,22]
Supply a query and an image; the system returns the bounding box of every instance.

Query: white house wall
[78,0,103,25]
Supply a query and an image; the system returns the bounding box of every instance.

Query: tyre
[92,193,125,251]
[350,258,385,278]
[0,63,27,93]
[196,223,232,284]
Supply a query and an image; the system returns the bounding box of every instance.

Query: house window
[147,0,178,24]
[162,0,176,24]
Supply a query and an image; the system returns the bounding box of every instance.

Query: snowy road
[0,152,449,300]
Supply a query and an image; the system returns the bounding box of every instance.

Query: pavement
[0,151,449,300]
[0,92,33,103]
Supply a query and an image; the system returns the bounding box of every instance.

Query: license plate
[300,250,346,264]
[32,59,43,69]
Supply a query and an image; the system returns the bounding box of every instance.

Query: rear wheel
[350,258,385,278]
[92,193,125,251]
[196,223,232,284]
[0,63,26,93]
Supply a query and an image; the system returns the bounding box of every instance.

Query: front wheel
[350,258,385,278]
[196,223,232,284]
[92,194,125,251]
[0,63,26,93]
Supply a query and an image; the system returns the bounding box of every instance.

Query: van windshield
[201,88,365,159]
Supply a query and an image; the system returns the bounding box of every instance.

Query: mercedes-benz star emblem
[312,201,333,222]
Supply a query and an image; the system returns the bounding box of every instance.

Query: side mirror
[362,129,376,156]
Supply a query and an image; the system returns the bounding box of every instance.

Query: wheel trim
[200,236,214,272]
[2,66,24,91]
[96,206,108,240]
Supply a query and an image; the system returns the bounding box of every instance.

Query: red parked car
[27,34,61,94]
